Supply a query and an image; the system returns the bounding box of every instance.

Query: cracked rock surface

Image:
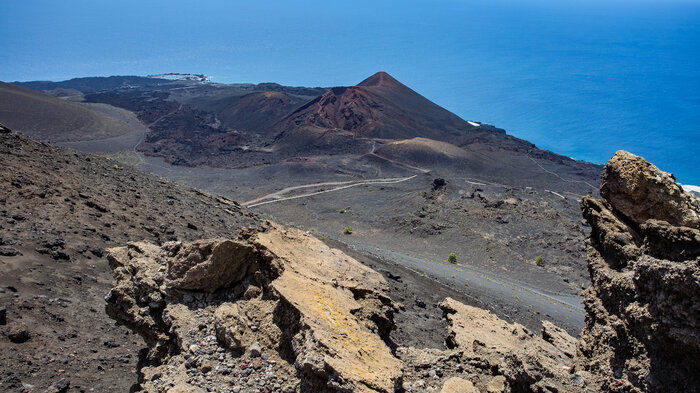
[106,222,402,393]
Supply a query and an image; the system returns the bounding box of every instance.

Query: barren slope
[187,91,310,133]
[0,128,261,392]
[0,82,135,142]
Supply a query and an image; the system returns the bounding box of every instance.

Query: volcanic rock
[440,377,477,393]
[0,246,21,256]
[167,384,205,393]
[253,223,402,392]
[7,322,30,343]
[541,320,576,358]
[600,151,700,228]
[163,239,258,292]
[485,376,507,393]
[213,303,245,350]
[105,223,402,392]
[440,297,581,392]
[104,218,603,392]
[574,150,700,392]
[46,378,70,393]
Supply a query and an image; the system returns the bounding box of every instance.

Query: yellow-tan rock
[440,297,581,393]
[440,377,478,393]
[253,223,402,392]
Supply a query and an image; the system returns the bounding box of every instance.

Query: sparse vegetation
[343,226,353,235]
[446,252,457,264]
[535,255,545,267]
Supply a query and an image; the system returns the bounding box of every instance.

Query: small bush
[343,226,353,235]
[535,255,545,267]
[446,253,457,264]
[338,208,346,214]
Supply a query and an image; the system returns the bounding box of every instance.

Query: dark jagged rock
[46,378,70,393]
[0,246,21,256]
[431,178,446,190]
[7,322,30,343]
[574,150,700,393]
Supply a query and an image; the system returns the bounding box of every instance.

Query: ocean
[2,0,699,183]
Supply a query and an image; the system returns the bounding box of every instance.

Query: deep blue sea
[2,0,699,184]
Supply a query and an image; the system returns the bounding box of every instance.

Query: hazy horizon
[2,0,699,184]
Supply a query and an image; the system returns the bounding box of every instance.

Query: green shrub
[338,208,346,214]
[343,226,353,235]
[446,253,457,264]
[535,255,545,267]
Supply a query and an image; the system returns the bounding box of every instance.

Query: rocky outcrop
[254,224,402,392]
[439,298,581,393]
[164,239,258,292]
[600,151,700,229]
[105,222,402,393]
[105,220,585,393]
[574,151,700,393]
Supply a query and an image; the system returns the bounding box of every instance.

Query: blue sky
[2,0,699,183]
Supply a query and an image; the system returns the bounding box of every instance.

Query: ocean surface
[2,0,699,184]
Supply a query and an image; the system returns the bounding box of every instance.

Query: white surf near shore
[680,184,700,194]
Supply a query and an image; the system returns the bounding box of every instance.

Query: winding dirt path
[243,175,418,208]
[364,140,431,173]
[527,154,598,189]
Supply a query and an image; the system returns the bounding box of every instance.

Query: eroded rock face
[106,220,589,392]
[600,151,700,229]
[253,224,402,392]
[440,298,581,393]
[105,223,402,393]
[574,151,700,393]
[164,239,258,292]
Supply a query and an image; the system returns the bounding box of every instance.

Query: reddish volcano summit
[357,71,403,88]
[272,72,478,143]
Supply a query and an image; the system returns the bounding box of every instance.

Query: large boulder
[600,150,700,228]
[164,238,258,292]
[574,151,700,393]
